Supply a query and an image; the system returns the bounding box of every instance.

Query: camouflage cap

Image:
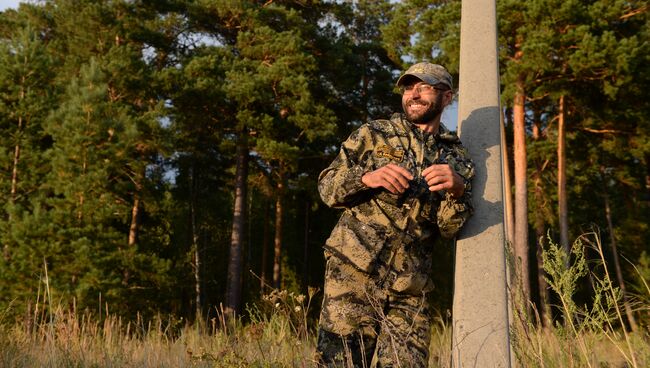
[396,62,453,90]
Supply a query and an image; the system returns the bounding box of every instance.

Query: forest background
[0,0,648,352]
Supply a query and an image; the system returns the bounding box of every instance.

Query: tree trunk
[645,153,650,200]
[260,201,270,292]
[603,190,638,331]
[303,200,310,289]
[190,164,201,319]
[558,95,569,255]
[535,222,550,327]
[273,170,285,290]
[128,190,140,247]
[78,154,87,223]
[513,76,530,304]
[10,86,26,204]
[11,139,21,203]
[532,112,550,326]
[501,109,514,245]
[533,167,550,326]
[225,130,249,316]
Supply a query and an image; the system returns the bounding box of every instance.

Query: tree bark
[303,200,310,289]
[128,189,140,247]
[225,130,249,316]
[260,201,270,292]
[273,169,285,290]
[10,85,26,204]
[531,110,550,326]
[190,164,201,319]
[11,139,21,203]
[533,166,550,326]
[513,75,530,304]
[603,189,638,331]
[558,95,569,255]
[501,109,514,246]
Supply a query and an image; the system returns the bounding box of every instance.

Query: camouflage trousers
[316,251,433,367]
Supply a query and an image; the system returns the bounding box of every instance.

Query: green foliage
[382,0,461,72]
[541,233,589,324]
[0,0,647,334]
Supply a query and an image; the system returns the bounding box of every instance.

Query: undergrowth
[511,232,650,368]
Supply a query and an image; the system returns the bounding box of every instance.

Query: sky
[0,0,21,11]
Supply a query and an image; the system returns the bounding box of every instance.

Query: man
[316,62,474,367]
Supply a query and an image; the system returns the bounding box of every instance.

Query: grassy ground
[1,234,648,367]
[0,308,314,367]
[1,300,647,367]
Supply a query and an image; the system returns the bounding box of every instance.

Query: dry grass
[0,299,647,367]
[1,305,647,368]
[1,233,648,367]
[0,305,318,367]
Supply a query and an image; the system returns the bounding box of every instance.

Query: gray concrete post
[452,0,512,366]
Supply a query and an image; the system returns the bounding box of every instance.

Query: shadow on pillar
[458,105,503,238]
[453,104,511,368]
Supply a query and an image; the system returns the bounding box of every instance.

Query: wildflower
[294,306,302,313]
[308,286,319,299]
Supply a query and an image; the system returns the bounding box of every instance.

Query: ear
[443,90,454,107]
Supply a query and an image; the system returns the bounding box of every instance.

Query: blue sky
[0,0,21,11]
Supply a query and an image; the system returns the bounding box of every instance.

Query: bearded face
[402,87,446,125]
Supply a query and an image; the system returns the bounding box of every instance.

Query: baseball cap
[396,62,453,90]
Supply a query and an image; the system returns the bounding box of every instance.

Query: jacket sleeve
[437,144,475,238]
[318,125,374,208]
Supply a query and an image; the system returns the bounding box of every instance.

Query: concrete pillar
[452,0,512,366]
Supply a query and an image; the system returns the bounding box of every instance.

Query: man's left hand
[422,164,465,198]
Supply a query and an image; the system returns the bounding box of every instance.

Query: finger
[423,166,455,185]
[423,168,447,183]
[430,173,464,194]
[428,183,449,192]
[386,164,413,181]
[422,164,452,177]
[426,174,449,188]
[383,166,411,189]
[365,168,407,192]
[380,177,400,194]
[381,170,408,192]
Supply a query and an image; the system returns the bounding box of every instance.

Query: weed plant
[511,232,650,368]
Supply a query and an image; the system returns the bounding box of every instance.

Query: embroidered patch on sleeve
[376,145,405,162]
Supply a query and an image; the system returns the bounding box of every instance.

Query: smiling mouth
[407,102,428,111]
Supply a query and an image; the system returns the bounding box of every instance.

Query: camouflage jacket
[318,113,474,277]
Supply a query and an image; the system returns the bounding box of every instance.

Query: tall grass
[511,232,650,368]
[1,232,648,367]
[0,291,319,367]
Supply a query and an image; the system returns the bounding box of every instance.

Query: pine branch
[620,5,648,20]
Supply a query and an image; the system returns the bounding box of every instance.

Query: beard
[402,93,445,124]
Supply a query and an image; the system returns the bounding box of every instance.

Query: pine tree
[0,8,58,309]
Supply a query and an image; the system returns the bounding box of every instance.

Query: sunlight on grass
[1,233,648,367]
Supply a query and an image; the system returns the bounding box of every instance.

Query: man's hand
[422,164,465,198]
[361,164,413,194]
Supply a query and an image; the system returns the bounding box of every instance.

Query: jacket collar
[391,113,460,144]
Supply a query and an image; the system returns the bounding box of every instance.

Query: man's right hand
[361,164,413,194]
